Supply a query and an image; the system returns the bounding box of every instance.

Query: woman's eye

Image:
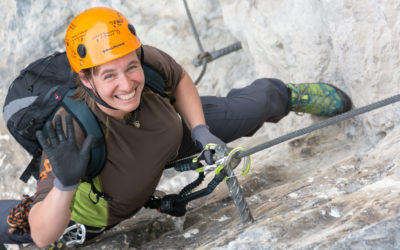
[127,65,136,71]
[104,74,114,80]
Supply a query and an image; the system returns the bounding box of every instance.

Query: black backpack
[3,51,166,183]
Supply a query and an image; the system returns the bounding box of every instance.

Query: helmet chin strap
[81,82,118,110]
[81,78,144,124]
[140,46,144,64]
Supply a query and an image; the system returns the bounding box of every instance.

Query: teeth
[118,89,136,100]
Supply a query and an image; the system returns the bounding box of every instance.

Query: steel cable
[237,93,400,158]
[182,0,207,84]
[183,0,242,84]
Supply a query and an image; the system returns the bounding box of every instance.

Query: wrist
[53,178,79,191]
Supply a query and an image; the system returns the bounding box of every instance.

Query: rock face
[1,0,400,249]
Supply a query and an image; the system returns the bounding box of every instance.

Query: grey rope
[237,93,400,158]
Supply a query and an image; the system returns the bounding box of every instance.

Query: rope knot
[7,195,33,236]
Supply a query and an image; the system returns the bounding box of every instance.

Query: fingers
[40,115,73,148]
[46,119,58,146]
[203,151,215,165]
[38,114,92,158]
[201,144,229,165]
[65,114,75,142]
[54,115,66,143]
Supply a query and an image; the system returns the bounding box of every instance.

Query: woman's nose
[118,73,132,91]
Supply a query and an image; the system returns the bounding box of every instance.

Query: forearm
[173,69,206,130]
[29,187,75,247]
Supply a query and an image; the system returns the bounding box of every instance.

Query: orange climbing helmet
[65,7,142,72]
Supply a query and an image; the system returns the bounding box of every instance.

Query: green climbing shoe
[286,82,352,116]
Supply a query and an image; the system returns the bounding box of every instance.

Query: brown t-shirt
[33,45,184,227]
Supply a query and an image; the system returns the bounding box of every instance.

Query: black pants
[0,78,290,244]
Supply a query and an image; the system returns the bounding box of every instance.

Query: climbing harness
[183,0,242,84]
[146,144,253,222]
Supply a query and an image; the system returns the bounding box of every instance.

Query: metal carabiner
[214,147,251,181]
[58,223,86,246]
[189,144,251,180]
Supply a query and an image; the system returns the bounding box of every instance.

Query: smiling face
[79,51,145,120]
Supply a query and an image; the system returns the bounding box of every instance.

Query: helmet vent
[77,44,87,58]
[128,24,136,36]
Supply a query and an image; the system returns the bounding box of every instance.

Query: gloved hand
[36,114,94,191]
[191,124,226,165]
[159,194,187,217]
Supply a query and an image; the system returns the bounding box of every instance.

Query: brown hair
[71,68,97,110]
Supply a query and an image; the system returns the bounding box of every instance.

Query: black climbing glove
[36,114,94,191]
[159,194,187,217]
[191,124,227,165]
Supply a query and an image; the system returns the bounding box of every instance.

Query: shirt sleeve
[142,45,184,92]
[31,107,86,206]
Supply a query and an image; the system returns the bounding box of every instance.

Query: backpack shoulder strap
[61,89,106,178]
[142,63,169,98]
[19,153,41,182]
